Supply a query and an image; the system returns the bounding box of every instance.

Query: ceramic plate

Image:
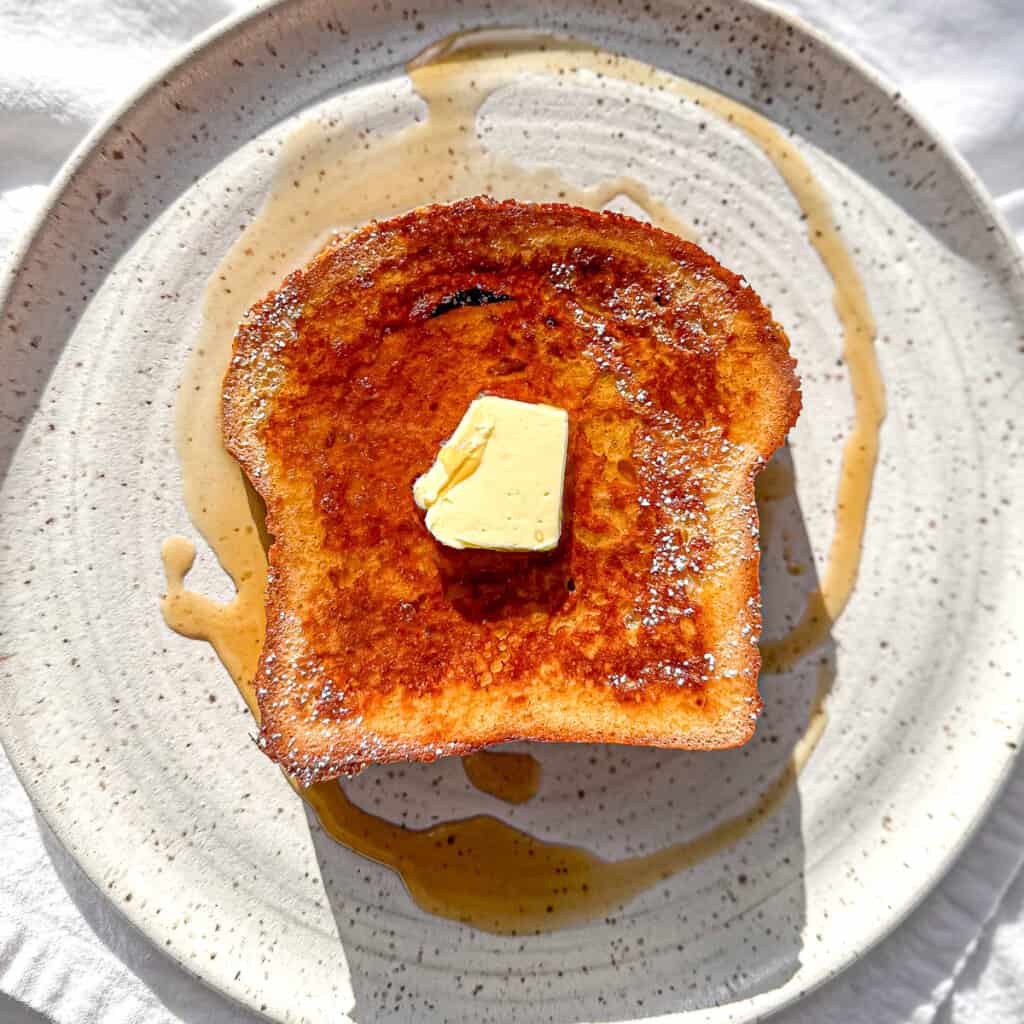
[1,1,1022,1021]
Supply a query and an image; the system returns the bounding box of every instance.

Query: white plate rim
[0,0,1022,1020]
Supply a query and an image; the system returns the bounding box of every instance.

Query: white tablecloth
[2,2,1022,1021]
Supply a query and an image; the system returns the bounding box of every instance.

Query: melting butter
[413,419,494,510]
[414,396,569,551]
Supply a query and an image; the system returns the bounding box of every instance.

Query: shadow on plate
[35,817,261,1024]
[303,445,833,1023]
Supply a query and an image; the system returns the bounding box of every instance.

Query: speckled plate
[1,1,1022,1022]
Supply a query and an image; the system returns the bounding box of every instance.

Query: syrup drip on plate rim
[161,29,885,933]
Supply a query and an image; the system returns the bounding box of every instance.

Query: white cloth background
[1,2,1022,1022]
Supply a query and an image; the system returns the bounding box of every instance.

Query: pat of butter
[413,396,569,552]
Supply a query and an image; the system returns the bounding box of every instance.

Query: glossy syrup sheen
[461,751,541,803]
[161,31,884,933]
[304,660,831,934]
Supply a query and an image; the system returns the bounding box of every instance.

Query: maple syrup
[161,30,881,932]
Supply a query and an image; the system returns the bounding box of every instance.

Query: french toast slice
[223,198,800,785]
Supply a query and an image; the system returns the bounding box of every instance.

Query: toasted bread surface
[223,198,800,784]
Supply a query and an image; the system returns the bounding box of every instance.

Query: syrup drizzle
[462,751,541,804]
[161,30,883,932]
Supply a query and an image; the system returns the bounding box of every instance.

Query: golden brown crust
[223,198,801,785]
